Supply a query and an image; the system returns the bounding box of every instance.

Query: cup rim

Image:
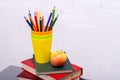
[31,30,52,36]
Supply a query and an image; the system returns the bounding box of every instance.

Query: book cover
[17,71,80,80]
[17,70,43,80]
[17,70,80,80]
[33,55,73,75]
[21,58,83,80]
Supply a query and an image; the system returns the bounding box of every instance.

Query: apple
[50,50,67,67]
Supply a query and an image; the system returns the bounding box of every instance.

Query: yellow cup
[31,31,52,63]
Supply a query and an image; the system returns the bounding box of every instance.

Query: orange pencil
[28,15,36,31]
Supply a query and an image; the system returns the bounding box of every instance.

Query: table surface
[0,65,85,80]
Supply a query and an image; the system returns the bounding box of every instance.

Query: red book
[17,70,43,80]
[17,71,80,80]
[21,58,83,80]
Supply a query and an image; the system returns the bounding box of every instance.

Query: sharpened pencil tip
[24,16,27,20]
[28,10,31,16]
[57,15,59,18]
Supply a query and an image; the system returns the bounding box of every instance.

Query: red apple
[50,50,67,67]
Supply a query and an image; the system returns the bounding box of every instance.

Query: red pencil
[34,12,39,31]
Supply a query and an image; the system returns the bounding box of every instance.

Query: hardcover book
[17,71,80,80]
[33,56,73,75]
[17,70,43,80]
[21,58,83,80]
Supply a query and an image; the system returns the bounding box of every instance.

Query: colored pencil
[40,17,42,32]
[44,12,52,32]
[28,13,36,31]
[24,8,58,32]
[24,16,34,30]
[38,11,42,32]
[52,7,55,20]
[28,10,31,16]
[34,12,39,31]
[42,16,45,31]
[48,19,53,31]
[50,15,59,30]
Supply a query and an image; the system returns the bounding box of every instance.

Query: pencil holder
[31,31,52,63]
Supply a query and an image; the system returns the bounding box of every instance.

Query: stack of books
[17,58,83,80]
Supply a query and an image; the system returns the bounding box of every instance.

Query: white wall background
[0,0,120,80]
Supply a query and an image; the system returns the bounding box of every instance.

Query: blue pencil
[24,16,34,30]
[44,12,52,32]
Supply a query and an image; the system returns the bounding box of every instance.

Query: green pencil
[52,6,55,20]
[50,15,58,30]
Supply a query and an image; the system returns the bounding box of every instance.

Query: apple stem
[63,51,66,54]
